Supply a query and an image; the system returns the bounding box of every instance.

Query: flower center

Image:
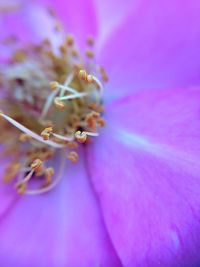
[0,10,108,195]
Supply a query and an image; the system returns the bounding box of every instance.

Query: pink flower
[0,0,200,267]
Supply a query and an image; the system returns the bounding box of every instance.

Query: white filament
[1,113,64,148]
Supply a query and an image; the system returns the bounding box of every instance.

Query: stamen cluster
[0,10,108,195]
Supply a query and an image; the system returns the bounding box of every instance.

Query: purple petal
[42,0,97,46]
[94,0,136,49]
[87,87,200,266]
[0,152,121,267]
[100,0,200,99]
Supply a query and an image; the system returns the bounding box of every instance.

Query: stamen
[87,36,94,46]
[75,130,99,143]
[25,149,66,195]
[55,92,88,102]
[85,49,94,58]
[31,159,43,175]
[66,35,74,46]
[40,87,60,120]
[58,84,78,95]
[41,127,73,142]
[92,75,104,95]
[67,151,78,163]
[0,111,65,148]
[50,81,59,91]
[84,131,99,137]
[78,69,88,81]
[41,127,53,140]
[52,132,74,142]
[44,167,54,186]
[0,18,107,195]
[54,98,65,109]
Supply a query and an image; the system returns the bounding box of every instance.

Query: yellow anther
[75,131,87,143]
[50,81,59,91]
[19,133,32,142]
[12,50,26,62]
[31,159,43,174]
[97,117,106,127]
[44,167,54,186]
[87,74,94,83]
[87,36,94,46]
[85,111,100,130]
[59,45,67,55]
[54,98,65,109]
[68,151,79,163]
[16,182,27,195]
[85,49,94,58]
[78,69,87,81]
[41,127,53,141]
[71,49,78,57]
[66,35,74,46]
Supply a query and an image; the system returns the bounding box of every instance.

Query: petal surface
[87,87,200,266]
[0,151,121,267]
[93,0,136,49]
[42,0,97,47]
[99,0,200,99]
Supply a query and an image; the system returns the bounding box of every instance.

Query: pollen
[0,8,108,195]
[67,151,78,163]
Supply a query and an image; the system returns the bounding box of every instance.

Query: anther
[71,49,78,57]
[50,81,59,91]
[85,49,94,58]
[75,130,99,143]
[54,98,65,109]
[44,167,54,186]
[78,69,87,81]
[75,131,87,143]
[16,182,27,195]
[87,36,94,46]
[31,158,43,175]
[67,151,78,163]
[19,133,32,142]
[41,127,53,141]
[66,35,74,46]
[87,74,94,83]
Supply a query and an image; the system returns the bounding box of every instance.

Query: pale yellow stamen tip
[41,127,53,141]
[86,49,94,58]
[44,167,54,186]
[19,133,32,142]
[66,35,74,46]
[78,69,87,81]
[50,81,59,91]
[54,98,65,109]
[68,151,78,163]
[75,131,87,143]
[31,159,43,175]
[16,182,27,195]
[87,37,94,46]
[87,74,94,83]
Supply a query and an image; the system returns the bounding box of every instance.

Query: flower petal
[0,151,121,267]
[43,0,97,46]
[87,87,200,266]
[100,0,200,98]
[94,0,136,49]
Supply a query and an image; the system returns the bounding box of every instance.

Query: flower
[0,0,200,267]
